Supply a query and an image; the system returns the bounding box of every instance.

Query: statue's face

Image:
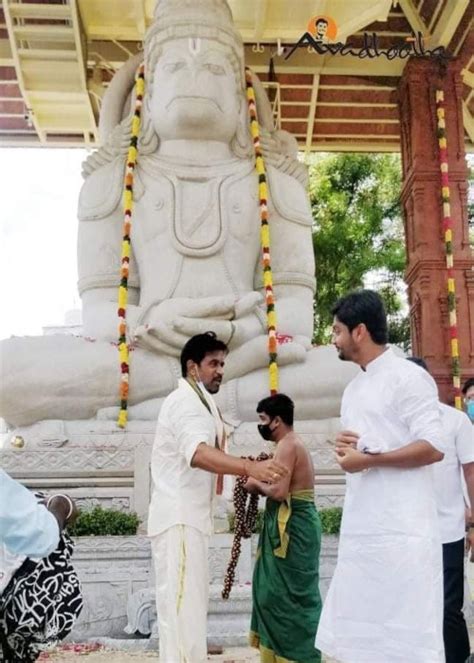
[149,38,241,143]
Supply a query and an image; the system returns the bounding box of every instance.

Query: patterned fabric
[0,533,83,662]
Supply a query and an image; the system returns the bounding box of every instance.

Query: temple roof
[0,0,472,152]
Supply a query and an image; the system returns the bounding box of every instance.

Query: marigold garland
[222,452,270,599]
[435,89,462,410]
[117,63,145,428]
[245,68,279,395]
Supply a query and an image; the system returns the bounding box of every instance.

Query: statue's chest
[135,167,260,257]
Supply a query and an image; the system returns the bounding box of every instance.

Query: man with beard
[315,290,446,663]
[147,332,288,663]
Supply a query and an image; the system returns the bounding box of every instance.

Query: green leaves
[67,506,140,536]
[309,153,408,346]
[319,506,342,535]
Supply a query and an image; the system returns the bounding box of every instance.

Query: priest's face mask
[257,412,280,442]
[189,350,226,394]
[332,317,359,361]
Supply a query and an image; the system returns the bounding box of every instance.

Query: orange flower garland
[117,64,145,428]
[245,68,279,395]
[435,89,462,410]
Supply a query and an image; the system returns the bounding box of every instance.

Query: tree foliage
[309,153,408,346]
[67,506,140,536]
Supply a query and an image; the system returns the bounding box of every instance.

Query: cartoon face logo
[307,15,338,42]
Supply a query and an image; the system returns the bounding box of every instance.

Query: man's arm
[463,464,474,513]
[0,470,59,557]
[191,444,289,484]
[455,412,474,558]
[244,439,297,501]
[336,440,443,473]
[464,464,474,561]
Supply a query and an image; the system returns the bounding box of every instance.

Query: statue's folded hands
[134,295,236,355]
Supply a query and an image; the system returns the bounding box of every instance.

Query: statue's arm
[78,158,143,341]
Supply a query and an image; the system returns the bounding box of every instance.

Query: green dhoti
[250,490,322,663]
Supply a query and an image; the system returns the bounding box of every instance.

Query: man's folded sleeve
[169,401,213,467]
[396,370,446,453]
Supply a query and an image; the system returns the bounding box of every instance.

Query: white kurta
[434,403,474,543]
[316,349,446,663]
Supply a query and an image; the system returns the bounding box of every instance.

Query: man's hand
[243,477,262,495]
[47,495,79,530]
[466,527,474,562]
[248,459,288,484]
[335,446,370,473]
[336,430,360,449]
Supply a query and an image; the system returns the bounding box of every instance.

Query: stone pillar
[399,58,474,404]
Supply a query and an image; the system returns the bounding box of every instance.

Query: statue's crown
[154,0,234,25]
[146,0,245,86]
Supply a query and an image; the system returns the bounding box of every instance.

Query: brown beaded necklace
[222,452,271,599]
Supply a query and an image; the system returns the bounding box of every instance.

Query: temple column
[399,58,474,403]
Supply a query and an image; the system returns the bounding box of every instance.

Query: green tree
[309,153,408,346]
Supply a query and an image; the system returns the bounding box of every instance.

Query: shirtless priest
[245,393,322,663]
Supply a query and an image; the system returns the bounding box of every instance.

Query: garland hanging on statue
[117,66,279,425]
[245,68,279,395]
[117,64,145,428]
[435,89,462,410]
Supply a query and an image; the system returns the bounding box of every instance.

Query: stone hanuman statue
[0,0,355,429]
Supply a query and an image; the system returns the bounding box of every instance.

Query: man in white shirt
[463,378,474,423]
[315,290,446,663]
[147,332,288,663]
[408,357,474,663]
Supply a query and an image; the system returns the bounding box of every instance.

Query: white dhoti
[151,525,209,663]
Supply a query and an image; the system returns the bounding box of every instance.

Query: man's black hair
[256,393,294,426]
[462,378,474,395]
[331,289,388,345]
[316,18,328,26]
[180,332,228,377]
[406,356,429,372]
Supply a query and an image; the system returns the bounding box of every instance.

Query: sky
[0,148,86,340]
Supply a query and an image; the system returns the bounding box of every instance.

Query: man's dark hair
[316,18,328,27]
[331,289,388,345]
[406,356,429,372]
[180,332,228,377]
[463,378,474,395]
[256,393,294,426]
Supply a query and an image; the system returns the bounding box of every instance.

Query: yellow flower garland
[435,89,462,409]
[245,68,279,395]
[117,64,145,428]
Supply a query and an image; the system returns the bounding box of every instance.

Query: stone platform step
[125,584,253,647]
